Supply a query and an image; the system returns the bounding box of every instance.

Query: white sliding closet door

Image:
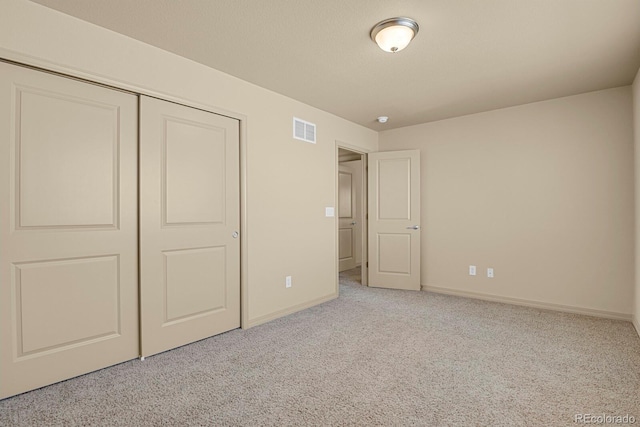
[0,61,139,399]
[139,96,240,357]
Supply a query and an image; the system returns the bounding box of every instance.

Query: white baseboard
[633,316,640,339]
[245,292,338,329]
[423,285,632,322]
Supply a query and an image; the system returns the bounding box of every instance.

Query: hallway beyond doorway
[339,266,362,286]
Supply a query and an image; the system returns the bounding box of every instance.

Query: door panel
[338,166,357,272]
[339,228,354,257]
[163,247,227,322]
[0,62,139,399]
[378,234,411,274]
[17,256,120,354]
[338,172,353,218]
[164,118,227,225]
[368,150,421,290]
[18,88,118,227]
[378,158,411,219]
[140,96,240,357]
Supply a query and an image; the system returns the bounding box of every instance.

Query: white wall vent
[293,117,316,144]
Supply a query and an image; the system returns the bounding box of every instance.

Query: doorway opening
[337,146,367,287]
[336,147,421,292]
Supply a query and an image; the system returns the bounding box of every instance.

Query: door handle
[406,225,420,230]
[351,221,357,225]
[232,231,239,238]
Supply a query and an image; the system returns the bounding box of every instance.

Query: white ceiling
[31,0,640,130]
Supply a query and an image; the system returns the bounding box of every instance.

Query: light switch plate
[325,207,335,217]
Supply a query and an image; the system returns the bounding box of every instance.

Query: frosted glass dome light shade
[371,17,419,53]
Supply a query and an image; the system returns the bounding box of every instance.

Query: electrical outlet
[285,276,292,288]
[487,268,494,278]
[469,265,476,276]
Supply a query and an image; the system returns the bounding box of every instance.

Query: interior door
[368,150,421,290]
[140,96,240,357]
[0,61,139,398]
[338,164,357,272]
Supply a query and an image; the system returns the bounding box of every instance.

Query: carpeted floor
[340,265,362,284]
[1,267,639,426]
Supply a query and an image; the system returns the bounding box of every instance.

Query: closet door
[140,96,240,357]
[0,62,139,399]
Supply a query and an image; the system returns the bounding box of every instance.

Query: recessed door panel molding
[339,228,354,260]
[163,117,226,226]
[377,233,411,275]
[0,61,139,399]
[368,150,421,290]
[14,255,120,357]
[338,171,353,218]
[163,246,227,324]
[15,85,119,230]
[377,158,411,220]
[140,96,240,358]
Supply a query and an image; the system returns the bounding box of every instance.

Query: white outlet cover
[285,276,292,288]
[325,207,335,217]
[487,268,494,278]
[469,265,476,276]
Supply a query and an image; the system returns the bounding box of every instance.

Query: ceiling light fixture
[370,17,419,53]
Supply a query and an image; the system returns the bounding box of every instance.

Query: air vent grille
[293,117,316,144]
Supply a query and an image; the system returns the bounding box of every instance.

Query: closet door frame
[0,56,250,330]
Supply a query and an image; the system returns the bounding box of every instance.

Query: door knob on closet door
[351,221,357,225]
[232,231,239,238]
[406,225,420,230]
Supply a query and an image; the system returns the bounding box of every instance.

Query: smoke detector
[377,116,389,124]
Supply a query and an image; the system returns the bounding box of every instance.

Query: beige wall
[633,67,640,335]
[1,0,378,327]
[380,87,635,318]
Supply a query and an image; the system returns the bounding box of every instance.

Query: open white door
[368,150,421,290]
[338,164,357,272]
